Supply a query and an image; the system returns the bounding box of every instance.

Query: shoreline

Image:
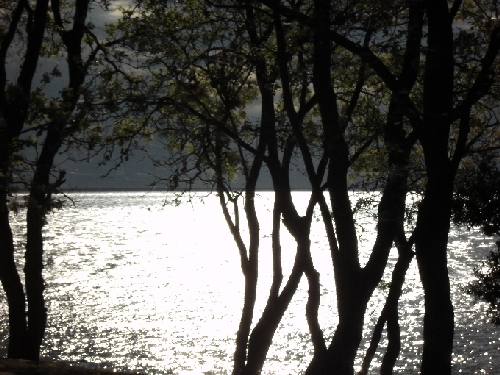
[0,359,142,374]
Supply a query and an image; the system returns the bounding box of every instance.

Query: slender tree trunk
[0,188,27,359]
[358,241,415,375]
[235,5,310,372]
[231,193,259,375]
[0,0,50,360]
[380,247,414,374]
[415,177,454,374]
[0,118,28,359]
[24,128,63,361]
[304,258,326,371]
[24,194,47,361]
[1,0,91,361]
[242,248,305,375]
[240,213,311,375]
[232,269,257,375]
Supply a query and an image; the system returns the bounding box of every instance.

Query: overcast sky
[22,1,311,191]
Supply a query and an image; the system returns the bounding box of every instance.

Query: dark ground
[0,359,142,374]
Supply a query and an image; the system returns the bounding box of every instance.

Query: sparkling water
[2,191,499,374]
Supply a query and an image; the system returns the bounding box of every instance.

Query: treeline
[1,1,500,374]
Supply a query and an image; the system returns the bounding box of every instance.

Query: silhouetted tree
[106,1,500,374]
[0,0,115,360]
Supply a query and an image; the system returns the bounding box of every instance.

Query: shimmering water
[1,191,499,374]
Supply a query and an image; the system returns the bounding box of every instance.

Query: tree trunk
[232,270,257,375]
[231,192,259,375]
[0,125,28,359]
[380,247,414,374]
[242,250,304,375]
[358,241,415,375]
[240,214,310,375]
[24,194,47,361]
[24,128,63,361]
[313,286,370,375]
[0,190,27,359]
[415,177,454,374]
[304,259,326,371]
[417,1,455,372]
[0,0,90,361]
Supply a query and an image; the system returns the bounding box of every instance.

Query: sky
[7,1,315,191]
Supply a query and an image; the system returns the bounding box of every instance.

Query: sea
[1,191,499,374]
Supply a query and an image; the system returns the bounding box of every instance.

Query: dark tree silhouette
[0,0,115,360]
[104,0,500,374]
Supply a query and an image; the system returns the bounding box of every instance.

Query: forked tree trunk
[241,225,308,375]
[314,284,371,375]
[359,240,415,375]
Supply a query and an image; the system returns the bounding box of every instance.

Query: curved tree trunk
[228,191,260,375]
[241,235,307,375]
[358,238,415,375]
[380,244,414,374]
[304,257,326,371]
[232,269,257,375]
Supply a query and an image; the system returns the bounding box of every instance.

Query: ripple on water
[2,192,499,374]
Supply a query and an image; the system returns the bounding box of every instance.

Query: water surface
[2,191,499,374]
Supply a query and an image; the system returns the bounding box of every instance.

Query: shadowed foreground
[0,359,142,374]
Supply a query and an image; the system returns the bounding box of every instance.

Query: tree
[109,2,414,374]
[408,2,499,371]
[0,0,115,360]
[278,1,500,372]
[1,0,52,359]
[105,3,324,374]
[106,0,500,374]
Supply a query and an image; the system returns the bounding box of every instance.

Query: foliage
[466,242,500,326]
[452,159,500,236]
[452,159,500,325]
[0,0,119,361]
[102,0,500,373]
[1,0,499,371]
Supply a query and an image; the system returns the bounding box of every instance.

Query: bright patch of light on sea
[2,191,499,374]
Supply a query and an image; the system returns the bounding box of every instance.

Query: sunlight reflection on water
[2,191,499,374]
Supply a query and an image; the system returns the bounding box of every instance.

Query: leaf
[41,72,51,84]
